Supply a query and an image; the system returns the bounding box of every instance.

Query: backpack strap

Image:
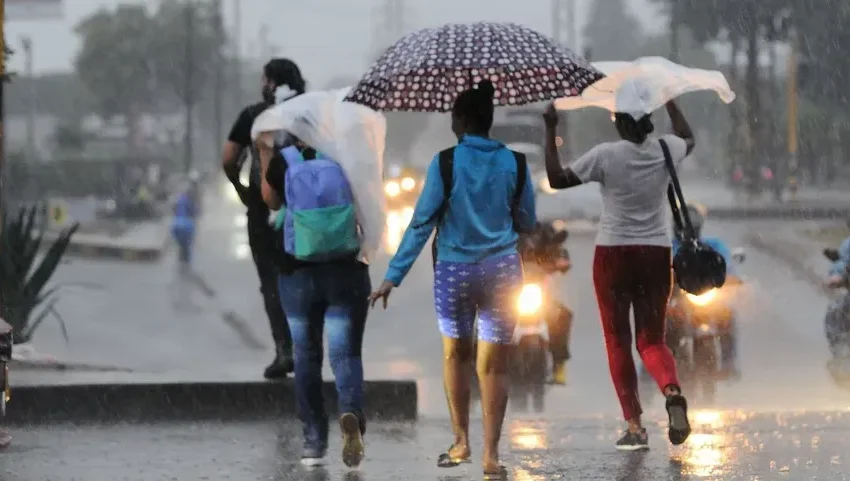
[430,147,456,269]
[509,150,529,233]
[280,145,303,167]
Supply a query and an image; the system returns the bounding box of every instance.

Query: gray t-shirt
[569,134,688,247]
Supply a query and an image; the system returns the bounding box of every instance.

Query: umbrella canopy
[554,56,735,118]
[344,22,603,112]
[250,89,387,262]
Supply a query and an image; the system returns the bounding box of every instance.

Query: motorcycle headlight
[686,288,717,307]
[517,283,543,316]
[401,177,416,191]
[384,181,400,197]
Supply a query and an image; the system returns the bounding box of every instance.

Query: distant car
[384,163,424,210]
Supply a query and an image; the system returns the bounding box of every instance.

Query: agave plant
[0,205,79,344]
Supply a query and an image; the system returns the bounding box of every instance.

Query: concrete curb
[5,380,417,424]
[58,237,168,262]
[708,205,850,220]
[10,359,134,373]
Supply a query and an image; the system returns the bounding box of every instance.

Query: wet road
[18,177,850,478]
[2,411,849,480]
[32,179,850,413]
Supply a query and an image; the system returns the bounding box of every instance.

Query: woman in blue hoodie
[369,80,536,478]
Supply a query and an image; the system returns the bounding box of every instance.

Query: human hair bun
[637,115,655,136]
[475,79,495,99]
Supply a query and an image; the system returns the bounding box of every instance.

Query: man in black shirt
[221,58,306,379]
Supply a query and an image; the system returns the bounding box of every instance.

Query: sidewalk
[684,180,850,219]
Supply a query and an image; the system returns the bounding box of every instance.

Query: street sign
[47,199,68,229]
[7,0,63,21]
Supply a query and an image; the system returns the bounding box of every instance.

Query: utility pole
[20,35,34,161]
[212,0,223,158]
[183,1,195,174]
[0,0,6,222]
[373,0,405,54]
[551,0,575,158]
[669,1,680,62]
[786,25,799,201]
[232,0,242,109]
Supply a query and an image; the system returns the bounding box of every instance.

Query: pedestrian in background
[221,58,304,379]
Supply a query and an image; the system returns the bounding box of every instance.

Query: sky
[5,0,664,85]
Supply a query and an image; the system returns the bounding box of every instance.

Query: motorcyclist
[518,222,573,385]
[670,204,740,377]
[824,234,850,288]
[822,233,850,365]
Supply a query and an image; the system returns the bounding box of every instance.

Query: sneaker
[300,443,327,467]
[615,429,649,451]
[666,393,692,445]
[263,345,294,380]
[339,412,365,468]
[550,362,567,385]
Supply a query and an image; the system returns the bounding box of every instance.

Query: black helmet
[673,203,706,239]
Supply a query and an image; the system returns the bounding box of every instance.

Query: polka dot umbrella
[344,22,604,112]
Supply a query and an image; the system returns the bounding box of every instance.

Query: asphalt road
[30,181,850,412]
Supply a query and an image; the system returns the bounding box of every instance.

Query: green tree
[74,5,156,120]
[582,0,645,61]
[149,0,225,111]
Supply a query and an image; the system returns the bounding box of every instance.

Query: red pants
[592,245,680,421]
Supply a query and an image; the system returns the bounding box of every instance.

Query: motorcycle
[664,248,746,404]
[0,319,12,417]
[472,222,572,413]
[508,222,571,413]
[821,248,850,383]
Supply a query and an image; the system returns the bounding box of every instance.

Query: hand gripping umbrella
[344,22,603,112]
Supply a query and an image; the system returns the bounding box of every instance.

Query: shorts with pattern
[434,252,523,345]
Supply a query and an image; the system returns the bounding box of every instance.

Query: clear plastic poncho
[250,88,387,263]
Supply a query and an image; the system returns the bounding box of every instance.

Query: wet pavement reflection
[2,410,848,480]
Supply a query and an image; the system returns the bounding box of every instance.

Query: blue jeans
[277,261,371,449]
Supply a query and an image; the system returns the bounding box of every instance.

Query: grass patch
[802,225,850,245]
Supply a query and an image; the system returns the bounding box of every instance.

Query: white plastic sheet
[554,56,736,118]
[251,88,388,262]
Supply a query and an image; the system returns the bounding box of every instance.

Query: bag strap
[430,147,456,269]
[510,150,528,233]
[659,139,696,241]
[280,145,303,167]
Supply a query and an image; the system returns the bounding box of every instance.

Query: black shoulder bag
[427,147,528,269]
[660,139,727,295]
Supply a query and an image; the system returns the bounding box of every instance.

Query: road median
[44,220,170,262]
[5,379,417,424]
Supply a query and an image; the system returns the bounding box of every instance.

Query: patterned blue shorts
[434,252,524,344]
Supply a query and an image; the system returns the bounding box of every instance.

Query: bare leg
[442,336,474,459]
[476,340,511,472]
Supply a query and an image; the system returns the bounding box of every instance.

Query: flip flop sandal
[483,465,508,480]
[436,445,472,468]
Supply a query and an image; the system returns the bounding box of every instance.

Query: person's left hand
[369,280,396,309]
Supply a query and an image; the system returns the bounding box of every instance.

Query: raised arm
[543,103,583,189]
[665,100,695,156]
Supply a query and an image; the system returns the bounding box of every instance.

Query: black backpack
[427,146,529,268]
[661,139,727,295]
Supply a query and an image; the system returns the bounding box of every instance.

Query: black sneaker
[263,346,294,380]
[339,412,365,468]
[615,429,649,451]
[666,393,692,445]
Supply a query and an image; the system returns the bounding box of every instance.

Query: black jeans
[247,212,292,349]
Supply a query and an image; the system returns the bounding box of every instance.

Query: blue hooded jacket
[384,135,537,286]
